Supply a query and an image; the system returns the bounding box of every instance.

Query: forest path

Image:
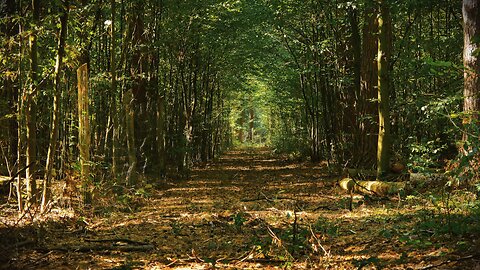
[3,147,470,269]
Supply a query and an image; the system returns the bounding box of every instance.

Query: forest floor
[1,147,480,269]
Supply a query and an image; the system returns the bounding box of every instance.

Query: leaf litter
[1,147,479,269]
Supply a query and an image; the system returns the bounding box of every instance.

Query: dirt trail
[1,147,477,269]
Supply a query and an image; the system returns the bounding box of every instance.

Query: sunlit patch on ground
[1,147,479,269]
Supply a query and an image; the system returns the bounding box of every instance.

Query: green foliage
[447,123,480,184]
[314,216,339,238]
[408,138,447,171]
[232,212,247,227]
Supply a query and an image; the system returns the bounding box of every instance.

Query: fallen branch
[239,258,287,264]
[241,192,295,202]
[419,255,477,270]
[0,162,34,188]
[84,238,150,246]
[30,251,54,268]
[43,244,155,252]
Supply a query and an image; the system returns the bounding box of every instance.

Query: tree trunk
[156,94,166,178]
[77,64,92,206]
[25,0,40,207]
[359,1,378,169]
[462,0,480,141]
[249,107,254,142]
[238,111,244,143]
[376,0,393,180]
[110,0,119,178]
[124,89,137,186]
[17,21,25,213]
[41,1,69,212]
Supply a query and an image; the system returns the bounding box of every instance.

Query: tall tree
[77,63,91,205]
[41,1,69,212]
[25,0,40,207]
[359,0,379,169]
[462,0,480,142]
[376,0,393,179]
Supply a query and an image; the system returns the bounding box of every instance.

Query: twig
[166,259,179,267]
[41,244,155,253]
[237,246,256,263]
[419,255,476,270]
[240,258,287,264]
[309,225,329,257]
[31,251,54,267]
[84,238,150,246]
[1,162,34,188]
[241,192,295,202]
[266,225,294,261]
[266,226,282,247]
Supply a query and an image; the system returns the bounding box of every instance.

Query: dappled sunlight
[3,148,479,269]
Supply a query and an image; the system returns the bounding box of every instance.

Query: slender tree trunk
[462,0,480,142]
[156,94,166,177]
[17,22,25,213]
[249,107,254,142]
[110,0,119,178]
[3,0,19,178]
[25,0,40,207]
[238,111,244,142]
[41,1,69,212]
[376,0,393,179]
[124,89,137,186]
[17,99,24,212]
[77,63,92,206]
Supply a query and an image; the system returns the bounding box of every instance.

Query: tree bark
[17,20,25,213]
[110,0,119,179]
[376,0,393,180]
[249,107,254,142]
[462,0,480,141]
[156,94,166,178]
[77,64,92,206]
[41,1,69,212]
[124,89,137,186]
[359,1,379,169]
[25,0,40,207]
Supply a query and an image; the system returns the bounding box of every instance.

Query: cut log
[339,178,406,196]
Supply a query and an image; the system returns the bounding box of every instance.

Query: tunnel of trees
[0,0,479,268]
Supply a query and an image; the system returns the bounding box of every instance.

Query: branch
[420,255,477,270]
[84,238,150,246]
[1,162,35,188]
